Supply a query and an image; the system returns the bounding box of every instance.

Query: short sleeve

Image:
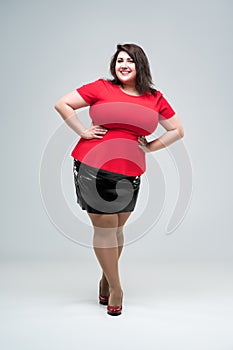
[157,93,176,120]
[76,78,104,105]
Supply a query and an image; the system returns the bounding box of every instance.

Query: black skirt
[73,159,141,214]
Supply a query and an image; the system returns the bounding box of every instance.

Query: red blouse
[71,79,175,176]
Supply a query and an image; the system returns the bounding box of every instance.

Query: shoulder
[86,78,115,90]
[76,78,114,104]
[97,78,115,88]
[93,78,118,95]
[144,89,162,101]
[76,78,109,95]
[149,89,169,103]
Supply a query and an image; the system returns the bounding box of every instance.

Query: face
[115,51,137,86]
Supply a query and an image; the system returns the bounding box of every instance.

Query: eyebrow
[117,57,134,60]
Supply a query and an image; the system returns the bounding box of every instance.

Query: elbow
[179,128,184,138]
[177,127,184,139]
[54,100,62,112]
[54,99,66,113]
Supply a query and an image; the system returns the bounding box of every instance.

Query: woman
[54,43,184,316]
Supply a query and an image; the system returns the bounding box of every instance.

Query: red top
[71,79,175,176]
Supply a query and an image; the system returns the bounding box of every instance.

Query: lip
[119,70,131,75]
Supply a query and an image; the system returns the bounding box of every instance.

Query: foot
[107,288,123,316]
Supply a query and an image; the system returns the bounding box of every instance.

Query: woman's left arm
[138,114,184,152]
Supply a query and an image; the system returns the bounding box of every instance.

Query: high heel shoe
[99,280,109,305]
[107,291,123,316]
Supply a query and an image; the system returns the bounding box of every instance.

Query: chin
[117,77,134,85]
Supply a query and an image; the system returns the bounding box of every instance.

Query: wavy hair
[109,43,156,96]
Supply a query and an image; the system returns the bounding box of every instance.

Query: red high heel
[107,292,123,316]
[99,280,109,305]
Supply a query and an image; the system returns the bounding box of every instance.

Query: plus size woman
[54,43,184,316]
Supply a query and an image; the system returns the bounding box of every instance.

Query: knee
[116,226,123,238]
[93,225,117,238]
[93,226,118,248]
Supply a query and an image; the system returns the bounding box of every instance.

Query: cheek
[129,64,136,74]
[115,67,122,78]
[115,65,120,73]
[131,68,136,78]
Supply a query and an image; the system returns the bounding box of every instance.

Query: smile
[120,70,131,75]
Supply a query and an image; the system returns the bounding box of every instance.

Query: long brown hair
[109,43,157,96]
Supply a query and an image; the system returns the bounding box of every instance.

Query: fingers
[94,134,105,139]
[95,127,108,134]
[92,125,108,139]
[138,136,150,153]
[138,136,147,146]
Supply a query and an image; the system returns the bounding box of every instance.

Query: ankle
[101,276,109,286]
[109,286,122,295]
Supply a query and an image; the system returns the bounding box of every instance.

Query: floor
[0,260,233,350]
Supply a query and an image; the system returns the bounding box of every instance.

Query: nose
[120,60,128,68]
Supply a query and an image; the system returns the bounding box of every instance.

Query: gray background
[1,0,232,262]
[1,0,233,349]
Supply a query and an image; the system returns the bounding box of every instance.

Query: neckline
[117,85,143,97]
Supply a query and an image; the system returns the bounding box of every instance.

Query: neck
[121,84,140,95]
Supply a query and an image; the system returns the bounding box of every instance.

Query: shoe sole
[107,310,122,316]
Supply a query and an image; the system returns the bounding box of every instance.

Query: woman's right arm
[54,90,107,139]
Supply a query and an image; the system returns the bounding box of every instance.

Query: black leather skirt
[73,159,141,214]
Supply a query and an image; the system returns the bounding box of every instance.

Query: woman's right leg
[88,213,122,306]
[99,211,132,295]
